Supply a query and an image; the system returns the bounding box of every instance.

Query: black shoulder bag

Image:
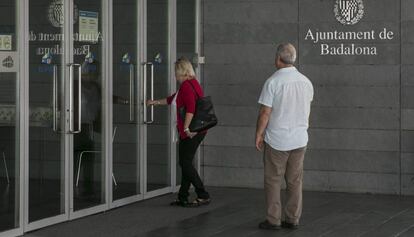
[181,81,218,132]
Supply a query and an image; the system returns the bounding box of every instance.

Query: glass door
[112,0,140,202]
[144,0,171,195]
[28,0,66,226]
[71,0,105,213]
[0,0,21,235]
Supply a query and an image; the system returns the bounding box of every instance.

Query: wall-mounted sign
[79,10,99,42]
[0,35,12,51]
[302,0,397,56]
[0,52,19,72]
[334,0,364,25]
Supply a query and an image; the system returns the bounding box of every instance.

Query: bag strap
[187,80,200,99]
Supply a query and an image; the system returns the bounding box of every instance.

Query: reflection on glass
[0,74,18,231]
[112,0,140,201]
[177,0,196,59]
[73,0,105,211]
[146,0,171,192]
[0,0,18,232]
[28,0,64,223]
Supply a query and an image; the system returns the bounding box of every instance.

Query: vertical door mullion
[142,0,148,197]
[21,0,28,234]
[170,0,177,193]
[103,0,111,210]
[108,0,114,207]
[137,0,144,200]
[67,0,74,215]
[195,0,202,179]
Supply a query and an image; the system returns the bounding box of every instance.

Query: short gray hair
[276,43,296,64]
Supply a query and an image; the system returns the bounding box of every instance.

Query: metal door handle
[68,63,82,133]
[150,63,154,123]
[129,64,135,122]
[52,64,59,132]
[143,62,154,124]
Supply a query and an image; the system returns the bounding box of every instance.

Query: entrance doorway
[0,0,201,236]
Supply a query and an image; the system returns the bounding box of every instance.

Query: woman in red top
[147,57,210,207]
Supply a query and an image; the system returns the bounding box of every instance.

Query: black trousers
[178,133,209,201]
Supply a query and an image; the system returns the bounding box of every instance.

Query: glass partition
[72,0,105,211]
[146,0,170,192]
[0,0,19,231]
[112,0,140,201]
[28,0,65,223]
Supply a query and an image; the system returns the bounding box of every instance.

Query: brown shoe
[258,220,281,230]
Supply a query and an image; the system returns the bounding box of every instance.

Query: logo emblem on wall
[334,0,364,25]
[2,56,14,68]
[48,0,79,27]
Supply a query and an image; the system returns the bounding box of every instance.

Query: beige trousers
[263,143,306,225]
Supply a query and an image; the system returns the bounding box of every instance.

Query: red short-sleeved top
[167,78,207,139]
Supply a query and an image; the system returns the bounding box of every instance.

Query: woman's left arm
[182,83,198,138]
[183,112,197,138]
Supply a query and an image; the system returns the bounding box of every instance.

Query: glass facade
[0,1,200,236]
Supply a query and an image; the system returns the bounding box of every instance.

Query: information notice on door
[79,10,99,43]
[0,35,12,51]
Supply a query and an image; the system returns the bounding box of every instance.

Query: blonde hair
[175,57,195,77]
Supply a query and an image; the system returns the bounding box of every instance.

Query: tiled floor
[23,187,414,237]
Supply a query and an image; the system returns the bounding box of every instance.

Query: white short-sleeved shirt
[258,67,314,151]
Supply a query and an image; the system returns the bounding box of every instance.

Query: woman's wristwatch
[184,128,190,133]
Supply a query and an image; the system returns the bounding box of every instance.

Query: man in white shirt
[255,43,314,230]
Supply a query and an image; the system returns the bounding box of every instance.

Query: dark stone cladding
[201,0,414,195]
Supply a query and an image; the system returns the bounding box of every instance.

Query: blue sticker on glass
[41,52,53,64]
[85,52,95,63]
[154,53,162,64]
[122,53,131,64]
